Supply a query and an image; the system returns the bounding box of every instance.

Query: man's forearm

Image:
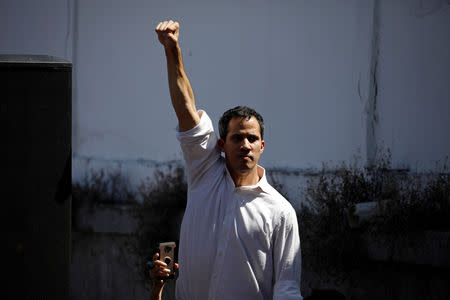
[150,285,163,300]
[155,20,200,131]
[164,44,198,131]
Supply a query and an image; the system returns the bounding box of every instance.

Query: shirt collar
[224,164,272,194]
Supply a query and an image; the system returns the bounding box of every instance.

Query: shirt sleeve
[176,110,221,188]
[272,206,303,300]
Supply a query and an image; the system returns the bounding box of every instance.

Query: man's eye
[248,136,257,142]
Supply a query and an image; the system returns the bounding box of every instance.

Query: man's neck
[228,165,262,187]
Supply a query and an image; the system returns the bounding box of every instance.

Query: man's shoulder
[263,187,298,231]
[260,183,296,217]
[263,184,287,203]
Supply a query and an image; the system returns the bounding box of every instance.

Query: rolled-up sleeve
[176,110,221,187]
[272,207,302,300]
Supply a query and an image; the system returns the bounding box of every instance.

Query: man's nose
[241,138,251,150]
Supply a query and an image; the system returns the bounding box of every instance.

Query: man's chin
[227,159,257,174]
[237,161,254,171]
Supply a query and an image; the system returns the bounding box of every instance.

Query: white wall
[1,0,449,180]
[376,0,450,170]
[0,0,72,59]
[72,0,371,169]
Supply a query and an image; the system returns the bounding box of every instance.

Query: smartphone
[158,241,176,279]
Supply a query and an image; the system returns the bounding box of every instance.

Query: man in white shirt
[155,20,302,300]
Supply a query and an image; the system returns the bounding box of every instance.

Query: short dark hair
[218,106,265,140]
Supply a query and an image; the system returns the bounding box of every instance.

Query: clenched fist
[155,20,179,49]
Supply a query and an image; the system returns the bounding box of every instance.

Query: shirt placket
[207,189,239,300]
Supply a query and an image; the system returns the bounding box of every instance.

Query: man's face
[218,116,265,174]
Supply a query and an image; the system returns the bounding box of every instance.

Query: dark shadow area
[305,290,346,300]
[1,55,72,299]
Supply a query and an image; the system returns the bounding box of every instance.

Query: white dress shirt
[175,111,302,300]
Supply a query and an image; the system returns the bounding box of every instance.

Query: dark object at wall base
[0,55,72,300]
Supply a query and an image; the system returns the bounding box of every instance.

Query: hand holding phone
[158,241,176,279]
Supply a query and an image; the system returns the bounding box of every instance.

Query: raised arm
[155,20,200,131]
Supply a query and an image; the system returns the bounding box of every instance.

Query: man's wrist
[151,283,164,295]
[152,280,164,289]
[164,43,180,53]
[164,43,183,67]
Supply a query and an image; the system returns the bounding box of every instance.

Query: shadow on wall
[71,149,450,300]
[71,163,187,299]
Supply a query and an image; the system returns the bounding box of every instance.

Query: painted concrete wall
[1,0,449,175]
[70,0,369,169]
[0,0,72,59]
[376,0,450,170]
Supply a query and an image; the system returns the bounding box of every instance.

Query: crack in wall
[366,0,381,166]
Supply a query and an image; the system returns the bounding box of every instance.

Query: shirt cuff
[176,110,213,141]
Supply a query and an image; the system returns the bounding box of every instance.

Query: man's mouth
[239,154,253,161]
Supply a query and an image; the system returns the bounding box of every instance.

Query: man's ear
[260,140,265,153]
[218,138,225,152]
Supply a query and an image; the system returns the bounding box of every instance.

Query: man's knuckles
[155,20,179,32]
[154,259,167,266]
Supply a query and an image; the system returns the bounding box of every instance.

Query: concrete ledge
[73,204,139,234]
[72,203,450,269]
